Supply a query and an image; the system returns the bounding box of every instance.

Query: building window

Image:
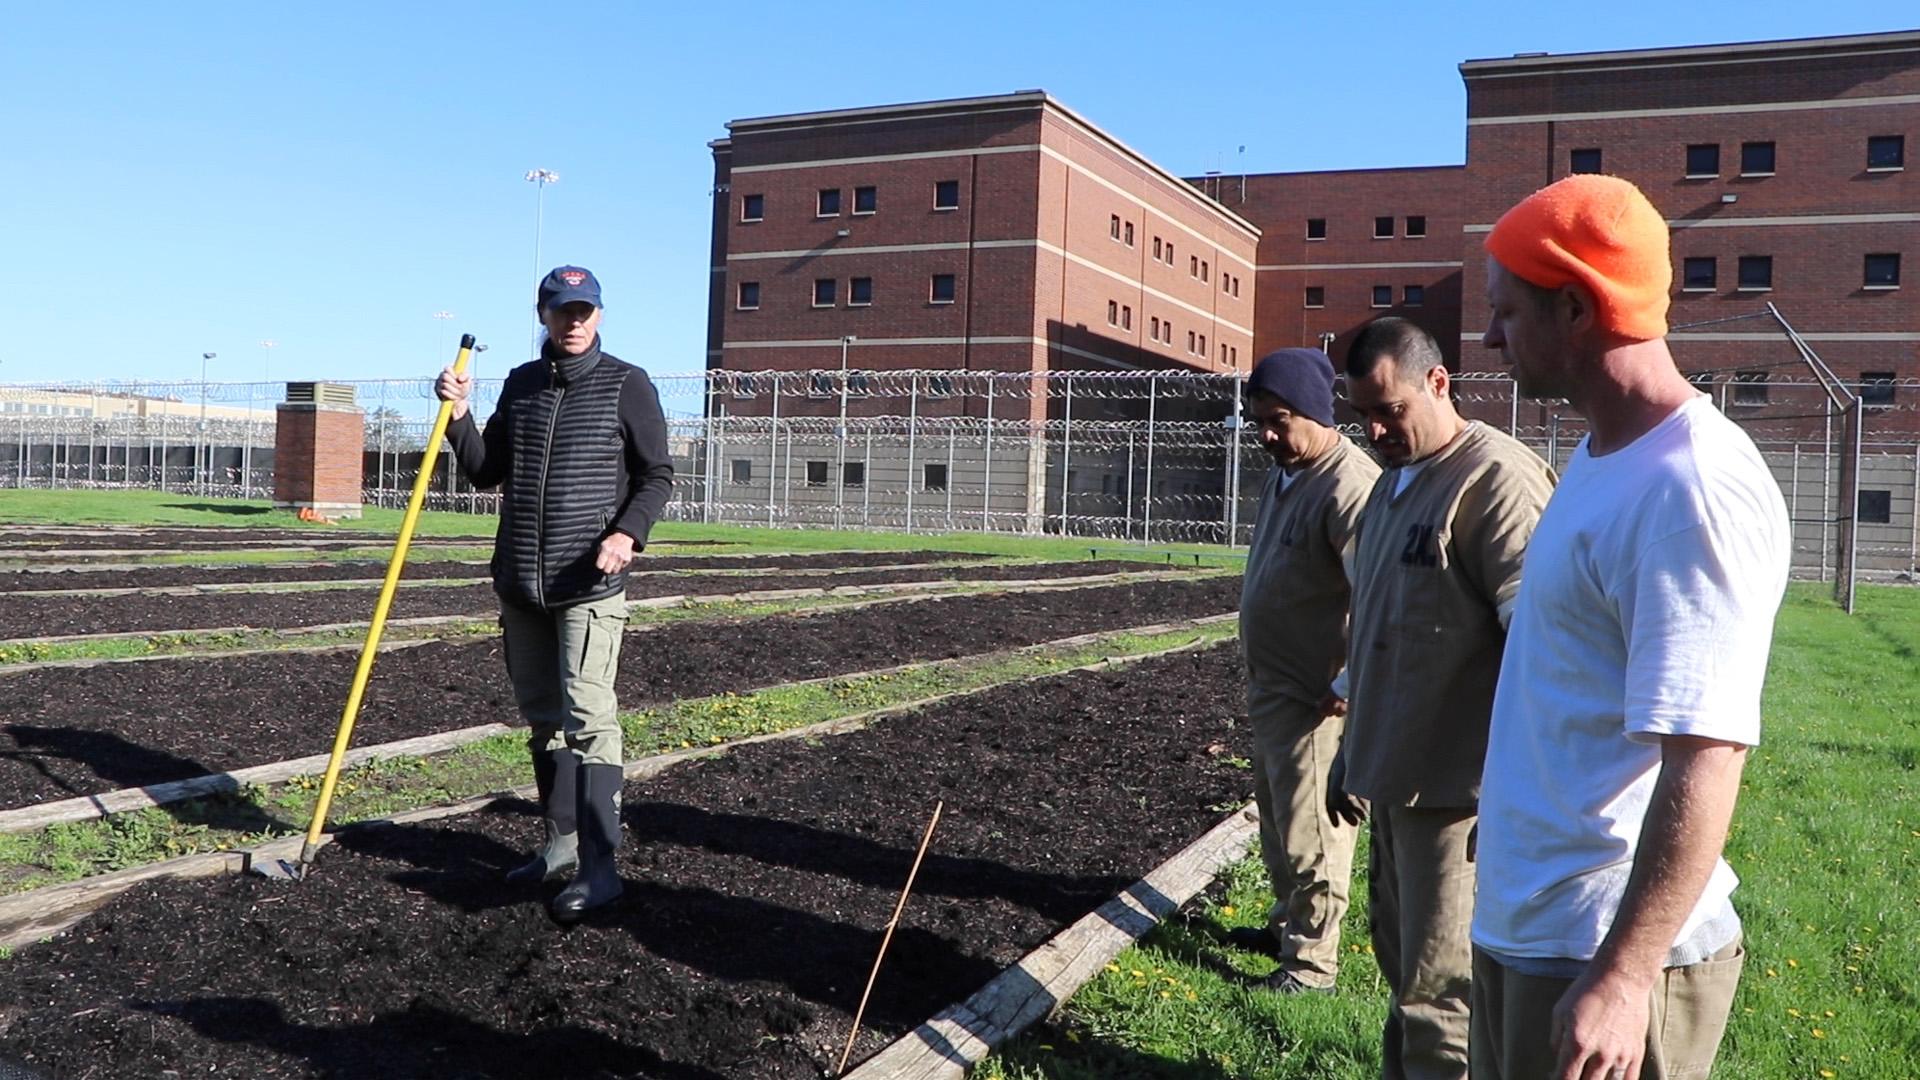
[1123,221,1134,246]
[1190,255,1199,277]
[1121,305,1131,330]
[1860,371,1896,408]
[1219,343,1227,364]
[1164,241,1174,265]
[1198,333,1207,355]
[810,373,833,397]
[1153,237,1163,259]
[1737,256,1772,291]
[1732,371,1770,406]
[1374,215,1394,239]
[1404,285,1424,307]
[1149,316,1160,339]
[923,463,948,491]
[1740,141,1775,176]
[813,278,836,306]
[731,459,752,483]
[1201,260,1209,283]
[1570,148,1602,174]
[1110,214,1121,240]
[1187,330,1196,352]
[848,371,870,396]
[843,462,865,488]
[1859,489,1892,525]
[1865,253,1901,289]
[930,274,956,304]
[1162,319,1173,343]
[817,188,841,216]
[1231,275,1240,297]
[1867,135,1905,171]
[1306,218,1326,240]
[1406,215,1426,238]
[853,185,877,214]
[736,281,760,310]
[1305,286,1324,308]
[1107,300,1119,325]
[925,375,955,397]
[741,194,764,222]
[732,374,757,398]
[933,179,960,210]
[1685,144,1719,177]
[806,460,829,486]
[849,277,873,306]
[1230,346,1237,365]
[1371,285,1392,308]
[1682,257,1717,291]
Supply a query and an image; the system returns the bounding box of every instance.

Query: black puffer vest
[496,343,633,610]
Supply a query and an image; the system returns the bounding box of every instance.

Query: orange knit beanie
[1484,174,1671,340]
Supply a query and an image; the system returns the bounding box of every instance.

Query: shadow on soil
[128,996,731,1080]
[0,725,294,833]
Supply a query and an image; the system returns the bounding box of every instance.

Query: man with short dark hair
[1230,348,1380,994]
[1472,174,1789,1080]
[436,265,674,924]
[1335,317,1555,1080]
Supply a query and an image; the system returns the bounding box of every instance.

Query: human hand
[1551,965,1651,1080]
[1318,692,1348,719]
[1325,757,1367,827]
[435,367,471,420]
[595,530,637,575]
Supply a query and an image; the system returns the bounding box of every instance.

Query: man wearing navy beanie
[1228,348,1380,993]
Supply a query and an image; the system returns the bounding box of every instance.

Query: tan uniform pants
[1469,940,1744,1080]
[1248,686,1356,988]
[1371,804,1477,1080]
[498,594,628,767]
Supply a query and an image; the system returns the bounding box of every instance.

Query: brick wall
[275,403,364,515]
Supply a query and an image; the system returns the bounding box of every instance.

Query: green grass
[979,582,1920,1080]
[0,621,1236,893]
[0,490,1245,568]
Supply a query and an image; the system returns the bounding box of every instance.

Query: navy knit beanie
[1246,348,1336,428]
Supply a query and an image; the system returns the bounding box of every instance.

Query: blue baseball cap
[538,266,602,311]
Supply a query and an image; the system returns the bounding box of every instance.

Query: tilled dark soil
[0,643,1251,1079]
[0,527,497,548]
[0,550,987,593]
[0,561,1162,638]
[0,575,1240,809]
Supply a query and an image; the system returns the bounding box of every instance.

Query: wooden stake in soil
[838,799,944,1076]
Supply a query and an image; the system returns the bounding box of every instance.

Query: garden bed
[0,549,988,593]
[0,576,1241,810]
[0,561,1156,639]
[0,641,1249,1079]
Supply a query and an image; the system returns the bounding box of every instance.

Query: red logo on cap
[560,271,587,287]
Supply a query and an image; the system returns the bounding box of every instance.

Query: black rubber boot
[551,763,625,924]
[506,747,579,885]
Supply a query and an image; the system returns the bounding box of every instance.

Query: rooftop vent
[284,382,357,407]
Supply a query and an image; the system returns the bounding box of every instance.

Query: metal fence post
[982,374,995,531]
[1225,373,1242,546]
[1908,442,1919,573]
[946,423,956,528]
[1791,443,1801,570]
[1142,374,1158,545]
[1058,375,1074,535]
[1821,399,1833,583]
[861,422,873,527]
[767,373,780,527]
[1124,430,1135,542]
[1546,411,1559,471]
[904,374,918,535]
[1508,377,1518,437]
[158,417,169,492]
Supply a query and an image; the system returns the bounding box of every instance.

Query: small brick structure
[274,383,365,519]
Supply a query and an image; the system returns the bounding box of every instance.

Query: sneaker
[1222,925,1283,958]
[1260,970,1335,996]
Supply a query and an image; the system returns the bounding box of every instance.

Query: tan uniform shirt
[1342,423,1555,808]
[1240,438,1381,707]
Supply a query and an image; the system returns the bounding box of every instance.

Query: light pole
[525,168,559,353]
[199,352,215,496]
[835,335,856,528]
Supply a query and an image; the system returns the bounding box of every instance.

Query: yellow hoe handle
[299,334,475,869]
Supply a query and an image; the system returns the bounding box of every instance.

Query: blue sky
[2,2,1905,391]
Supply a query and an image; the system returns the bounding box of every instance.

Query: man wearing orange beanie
[1472,174,1790,1080]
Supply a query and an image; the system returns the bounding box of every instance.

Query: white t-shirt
[1472,395,1789,962]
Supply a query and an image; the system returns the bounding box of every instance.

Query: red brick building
[708,91,1261,422]
[1457,30,1919,422]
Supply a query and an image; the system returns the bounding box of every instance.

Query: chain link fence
[3,371,1916,585]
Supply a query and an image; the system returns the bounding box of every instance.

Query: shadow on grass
[158,503,278,518]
